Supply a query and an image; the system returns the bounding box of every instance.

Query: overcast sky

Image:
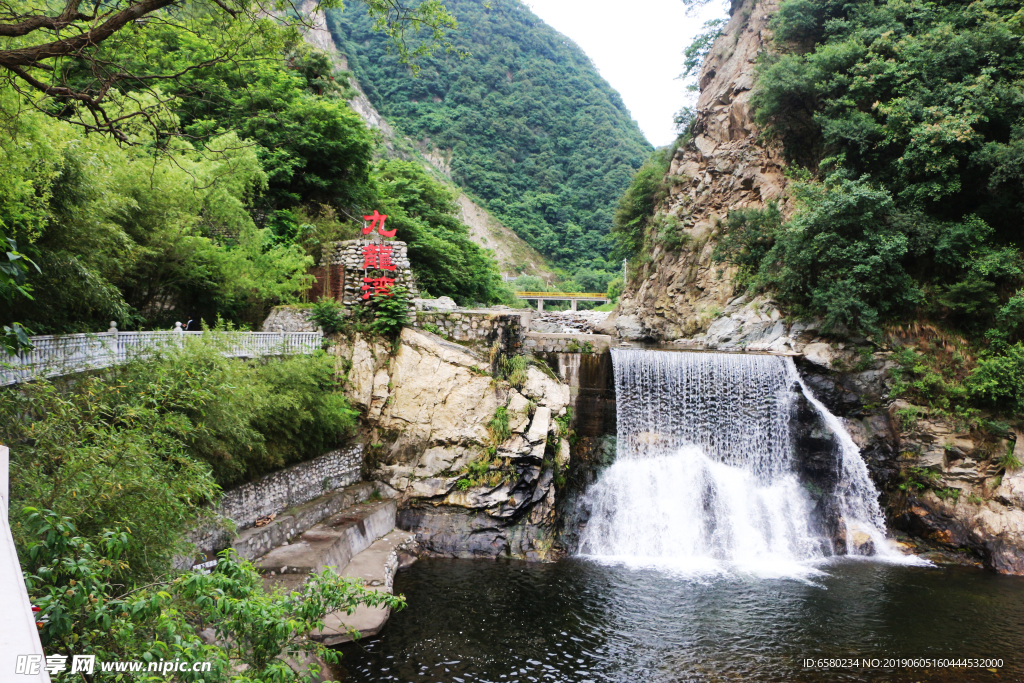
[524,0,727,147]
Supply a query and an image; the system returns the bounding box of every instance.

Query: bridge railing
[514,291,609,298]
[0,330,323,386]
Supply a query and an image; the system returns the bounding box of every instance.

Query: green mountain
[326,0,652,276]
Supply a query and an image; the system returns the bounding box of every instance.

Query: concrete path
[255,494,414,646]
[315,529,415,645]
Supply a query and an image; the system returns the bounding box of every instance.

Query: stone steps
[233,482,376,560]
[255,494,413,644]
[256,498,397,579]
[314,529,415,646]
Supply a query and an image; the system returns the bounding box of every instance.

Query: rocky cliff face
[333,327,571,560]
[606,0,788,342]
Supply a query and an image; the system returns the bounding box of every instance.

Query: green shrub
[498,353,529,389]
[1,379,219,581]
[997,448,1023,473]
[967,343,1024,416]
[3,333,359,499]
[611,148,673,261]
[21,510,403,681]
[606,276,624,303]
[652,214,689,251]
[488,406,512,444]
[748,0,1024,338]
[422,322,448,338]
[712,203,782,290]
[309,299,347,334]
[367,285,410,338]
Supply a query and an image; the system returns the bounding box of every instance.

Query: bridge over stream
[514,291,610,311]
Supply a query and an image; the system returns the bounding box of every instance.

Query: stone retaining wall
[193,445,363,555]
[232,483,376,560]
[525,333,613,354]
[261,306,318,332]
[412,310,526,354]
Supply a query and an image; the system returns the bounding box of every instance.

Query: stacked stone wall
[525,333,613,354]
[261,306,318,332]
[320,239,419,305]
[411,311,525,355]
[192,445,363,554]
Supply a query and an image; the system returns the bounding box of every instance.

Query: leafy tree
[374,159,511,305]
[610,147,673,262]
[732,0,1024,336]
[968,343,1024,415]
[22,509,403,683]
[0,0,457,138]
[680,18,726,91]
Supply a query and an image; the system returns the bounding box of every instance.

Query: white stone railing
[0,327,323,386]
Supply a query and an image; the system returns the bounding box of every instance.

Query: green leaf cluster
[21,509,403,682]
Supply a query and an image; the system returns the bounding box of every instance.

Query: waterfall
[577,349,904,575]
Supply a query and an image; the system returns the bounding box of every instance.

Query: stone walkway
[255,493,413,644]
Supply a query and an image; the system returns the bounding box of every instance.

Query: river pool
[334,557,1024,682]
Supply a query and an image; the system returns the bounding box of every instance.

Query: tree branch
[0,0,179,68]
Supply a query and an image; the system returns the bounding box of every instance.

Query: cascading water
[577,349,903,575]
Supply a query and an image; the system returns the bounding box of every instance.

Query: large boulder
[334,326,570,561]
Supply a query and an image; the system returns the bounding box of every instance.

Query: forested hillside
[746,0,1024,341]
[0,6,513,337]
[327,0,652,281]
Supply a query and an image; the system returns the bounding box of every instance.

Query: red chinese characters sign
[362,210,395,237]
[361,211,396,299]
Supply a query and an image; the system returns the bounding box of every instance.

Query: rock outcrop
[609,0,789,341]
[333,327,571,560]
[801,360,1024,574]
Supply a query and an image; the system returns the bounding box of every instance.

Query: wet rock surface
[798,360,1024,574]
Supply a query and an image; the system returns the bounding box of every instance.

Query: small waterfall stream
[577,349,902,575]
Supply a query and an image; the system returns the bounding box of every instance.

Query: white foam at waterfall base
[577,349,926,579]
[578,445,827,579]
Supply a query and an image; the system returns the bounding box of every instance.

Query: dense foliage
[689,0,1024,420]
[735,0,1024,340]
[0,3,517,334]
[1,334,378,679]
[375,160,511,304]
[22,510,402,682]
[610,147,674,261]
[327,0,652,275]
[1,334,358,575]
